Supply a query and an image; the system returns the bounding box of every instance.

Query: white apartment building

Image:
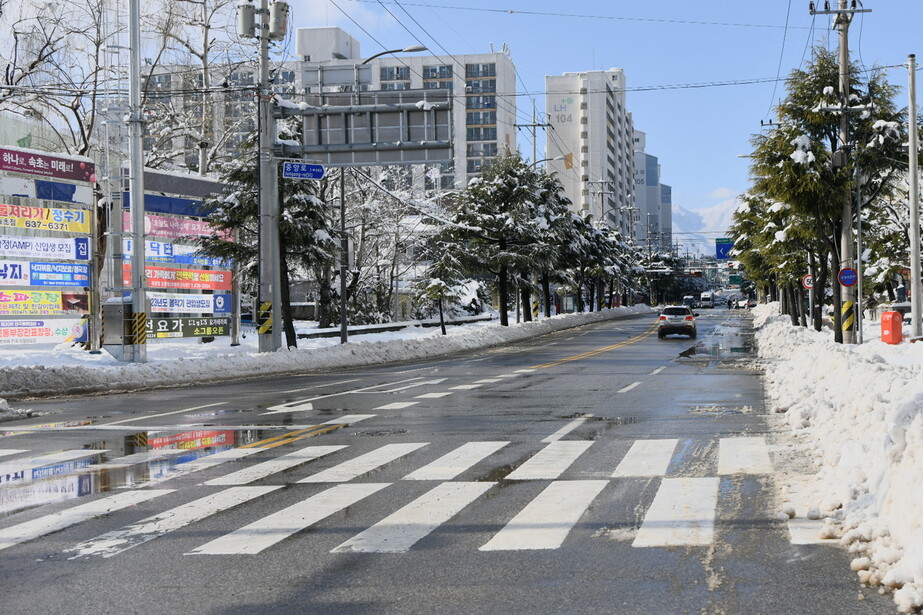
[296,27,518,189]
[545,69,634,234]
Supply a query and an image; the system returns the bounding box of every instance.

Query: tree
[198,119,338,348]
[412,231,467,335]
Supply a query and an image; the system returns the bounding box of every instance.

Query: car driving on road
[657,306,697,339]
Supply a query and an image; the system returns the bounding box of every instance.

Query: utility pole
[514,101,550,166]
[909,54,921,338]
[810,0,870,344]
[127,0,147,363]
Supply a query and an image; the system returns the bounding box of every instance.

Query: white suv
[657,306,697,339]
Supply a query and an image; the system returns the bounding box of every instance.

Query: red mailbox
[881,311,903,345]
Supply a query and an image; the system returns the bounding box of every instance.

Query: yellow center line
[239,426,321,449]
[532,323,659,369]
[254,423,345,450]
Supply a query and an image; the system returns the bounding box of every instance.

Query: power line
[764,0,793,121]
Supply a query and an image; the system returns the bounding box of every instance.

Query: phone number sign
[146,317,231,339]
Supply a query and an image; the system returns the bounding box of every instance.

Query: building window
[466,126,497,142]
[467,142,498,157]
[466,79,496,94]
[381,82,409,90]
[466,110,496,126]
[466,95,495,110]
[424,81,453,90]
[380,66,411,81]
[423,65,452,79]
[465,63,496,78]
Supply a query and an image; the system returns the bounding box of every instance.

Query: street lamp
[529,155,566,169]
[353,44,429,102]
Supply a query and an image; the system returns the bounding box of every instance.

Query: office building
[633,131,672,252]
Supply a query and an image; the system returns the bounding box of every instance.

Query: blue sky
[289,1,922,211]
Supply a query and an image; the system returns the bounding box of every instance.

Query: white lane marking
[188,483,390,555]
[505,441,594,480]
[541,415,594,444]
[0,490,174,552]
[632,477,719,547]
[97,449,187,469]
[319,414,375,425]
[718,437,774,475]
[514,369,537,373]
[145,448,263,486]
[10,449,109,468]
[414,392,453,399]
[612,439,679,478]
[785,481,837,545]
[105,402,226,426]
[496,374,518,379]
[617,382,642,394]
[403,442,509,480]
[333,482,495,553]
[475,379,501,384]
[374,401,418,410]
[67,486,281,558]
[479,480,608,551]
[204,446,347,486]
[280,379,361,394]
[450,384,481,390]
[262,377,424,415]
[298,443,428,483]
[649,366,666,375]
[0,449,28,459]
[376,378,447,393]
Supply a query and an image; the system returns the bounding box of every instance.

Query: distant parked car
[658,306,697,339]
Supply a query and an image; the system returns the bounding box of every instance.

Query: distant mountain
[672,198,741,255]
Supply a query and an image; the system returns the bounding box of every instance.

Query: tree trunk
[316,264,334,328]
[541,273,552,318]
[438,298,446,335]
[520,270,532,322]
[279,238,297,348]
[786,283,798,326]
[498,264,509,326]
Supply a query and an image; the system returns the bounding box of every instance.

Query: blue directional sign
[282,162,326,180]
[715,238,733,260]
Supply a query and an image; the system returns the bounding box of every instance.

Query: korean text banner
[147,316,230,339]
[148,292,231,314]
[0,290,89,316]
[0,204,91,233]
[122,212,231,241]
[122,264,232,291]
[0,235,89,260]
[122,239,229,267]
[0,148,96,183]
[0,318,88,345]
[0,262,90,287]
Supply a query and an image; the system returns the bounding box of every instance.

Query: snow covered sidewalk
[0,305,654,401]
[755,304,923,613]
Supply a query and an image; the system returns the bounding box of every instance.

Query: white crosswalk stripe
[204,445,347,486]
[505,441,593,480]
[0,490,174,552]
[612,439,678,477]
[298,443,428,483]
[479,480,609,551]
[632,477,719,548]
[0,449,28,459]
[67,486,281,558]
[718,437,774,475]
[333,482,494,553]
[188,483,390,555]
[403,442,509,481]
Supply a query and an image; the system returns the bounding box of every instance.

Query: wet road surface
[0,309,895,614]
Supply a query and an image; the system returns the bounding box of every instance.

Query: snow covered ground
[755,303,923,613]
[0,305,655,402]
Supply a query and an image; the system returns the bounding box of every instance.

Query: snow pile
[0,306,654,399]
[755,304,923,612]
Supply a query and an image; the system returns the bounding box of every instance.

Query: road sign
[715,238,733,260]
[282,162,325,180]
[838,267,858,287]
[802,274,814,289]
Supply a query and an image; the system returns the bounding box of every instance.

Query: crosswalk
[0,434,820,558]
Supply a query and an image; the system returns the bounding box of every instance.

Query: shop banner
[147,316,231,339]
[0,317,88,344]
[0,234,89,261]
[0,291,89,317]
[0,262,90,287]
[122,264,232,291]
[0,148,96,183]
[122,212,231,241]
[148,429,236,451]
[148,291,231,314]
[123,239,229,267]
[0,204,91,233]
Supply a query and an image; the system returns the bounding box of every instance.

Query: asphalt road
[0,310,896,615]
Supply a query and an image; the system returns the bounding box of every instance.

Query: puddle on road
[0,422,309,519]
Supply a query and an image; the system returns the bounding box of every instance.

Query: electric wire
[763,0,793,121]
